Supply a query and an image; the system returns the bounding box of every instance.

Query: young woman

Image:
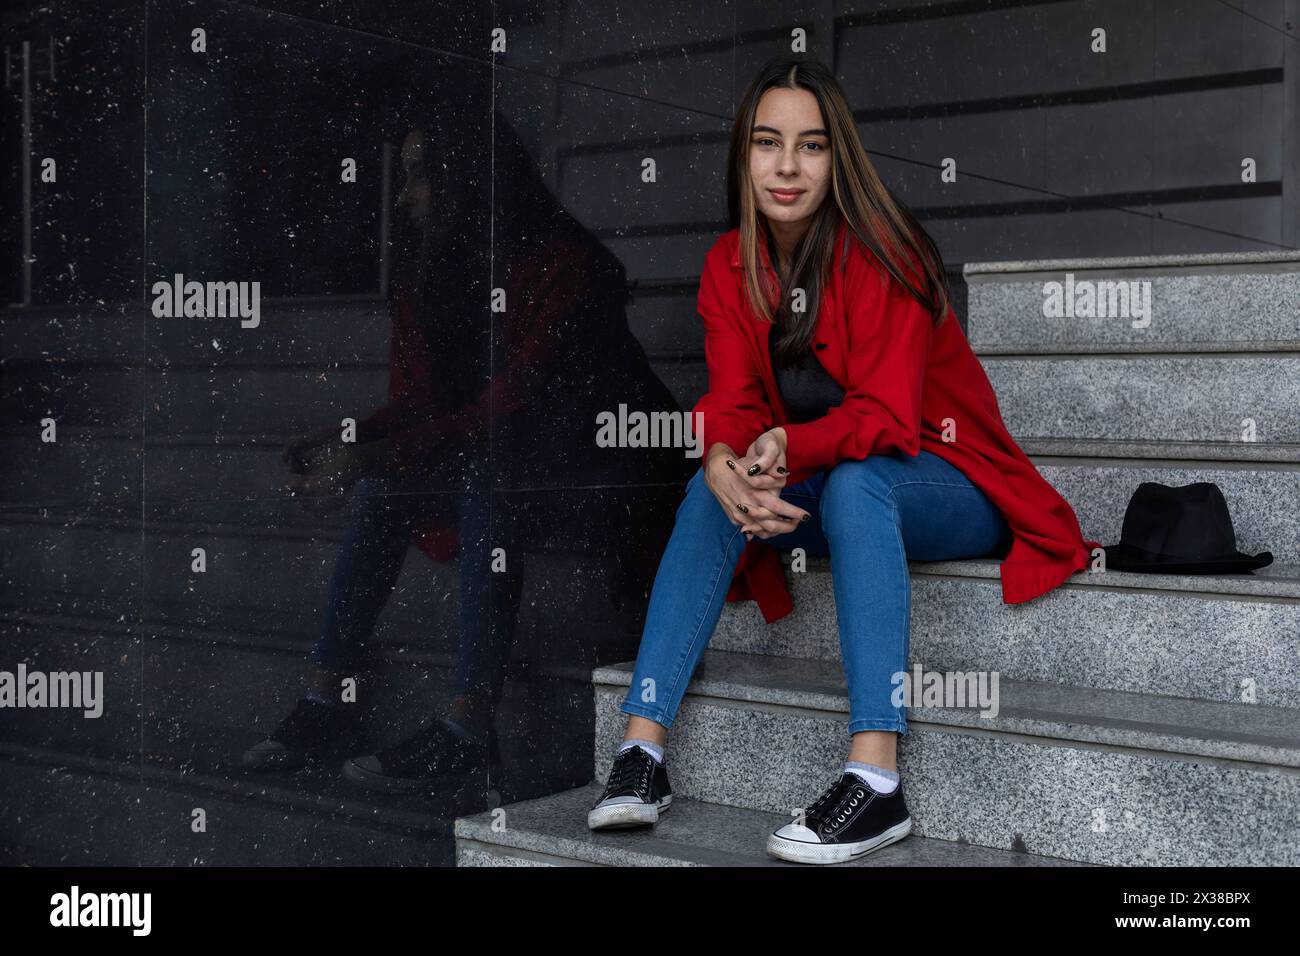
[588,57,1099,864]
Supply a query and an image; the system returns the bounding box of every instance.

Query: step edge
[454,786,1087,867]
[592,653,1300,768]
[965,250,1300,275]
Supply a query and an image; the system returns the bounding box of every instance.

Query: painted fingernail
[726,459,736,470]
[776,466,787,474]
[801,514,810,521]
[747,464,760,476]
[736,503,749,514]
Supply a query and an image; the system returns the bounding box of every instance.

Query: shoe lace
[802,775,863,831]
[606,747,653,798]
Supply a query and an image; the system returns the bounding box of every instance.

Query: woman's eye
[754,138,824,151]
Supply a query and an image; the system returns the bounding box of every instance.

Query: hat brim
[1102,543,1273,575]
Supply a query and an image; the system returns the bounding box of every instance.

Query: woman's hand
[704,430,808,541]
[281,425,338,474]
[284,441,375,509]
[740,428,789,491]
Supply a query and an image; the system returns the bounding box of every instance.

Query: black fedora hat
[1102,481,1272,574]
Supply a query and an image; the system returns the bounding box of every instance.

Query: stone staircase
[454,250,1300,866]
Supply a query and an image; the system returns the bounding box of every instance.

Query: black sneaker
[767,772,912,864]
[240,696,367,771]
[588,745,672,830]
[341,717,497,794]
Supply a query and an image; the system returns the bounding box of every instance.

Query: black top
[768,323,845,423]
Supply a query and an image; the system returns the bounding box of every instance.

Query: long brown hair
[726,56,953,367]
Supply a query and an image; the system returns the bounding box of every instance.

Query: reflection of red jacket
[690,219,1102,623]
[359,244,592,564]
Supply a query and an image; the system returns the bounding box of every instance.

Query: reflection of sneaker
[767,773,912,865]
[341,718,493,794]
[240,697,367,771]
[588,745,672,830]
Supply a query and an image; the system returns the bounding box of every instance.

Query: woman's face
[748,87,831,231]
[397,129,432,230]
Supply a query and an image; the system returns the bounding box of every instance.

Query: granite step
[1033,459,1297,560]
[1014,437,1300,464]
[979,354,1300,449]
[592,649,1300,865]
[712,555,1300,710]
[964,250,1300,354]
[454,781,1084,867]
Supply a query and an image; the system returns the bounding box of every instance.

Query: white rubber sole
[587,795,673,830]
[766,817,913,864]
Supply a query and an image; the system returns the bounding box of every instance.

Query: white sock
[619,737,664,764]
[844,760,898,794]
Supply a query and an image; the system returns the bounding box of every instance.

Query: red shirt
[691,218,1101,622]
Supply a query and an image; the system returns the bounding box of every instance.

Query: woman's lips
[769,189,805,204]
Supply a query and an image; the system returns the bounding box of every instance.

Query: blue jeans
[620,450,1011,736]
[310,463,522,713]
